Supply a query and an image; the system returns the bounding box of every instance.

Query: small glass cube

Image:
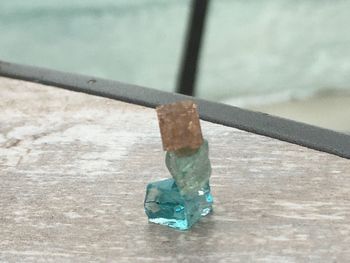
[144,179,213,230]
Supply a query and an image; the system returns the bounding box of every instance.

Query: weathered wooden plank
[1,77,350,262]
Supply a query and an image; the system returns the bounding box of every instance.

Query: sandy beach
[248,94,350,133]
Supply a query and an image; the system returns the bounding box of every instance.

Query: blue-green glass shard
[144,179,213,230]
[166,140,211,197]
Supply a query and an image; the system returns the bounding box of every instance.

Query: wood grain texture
[1,76,350,262]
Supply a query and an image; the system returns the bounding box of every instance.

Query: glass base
[144,179,213,230]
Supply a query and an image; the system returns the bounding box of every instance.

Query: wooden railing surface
[1,77,350,262]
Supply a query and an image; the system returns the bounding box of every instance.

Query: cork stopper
[156,100,203,152]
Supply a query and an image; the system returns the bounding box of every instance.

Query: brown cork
[156,100,203,152]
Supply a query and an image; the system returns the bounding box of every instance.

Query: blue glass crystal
[144,178,213,230]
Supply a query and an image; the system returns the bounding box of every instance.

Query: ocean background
[1,0,350,107]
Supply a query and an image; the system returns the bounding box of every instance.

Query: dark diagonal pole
[176,0,210,96]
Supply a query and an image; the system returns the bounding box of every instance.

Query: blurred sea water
[1,0,350,106]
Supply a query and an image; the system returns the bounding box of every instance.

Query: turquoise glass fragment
[144,178,213,230]
[144,139,213,230]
